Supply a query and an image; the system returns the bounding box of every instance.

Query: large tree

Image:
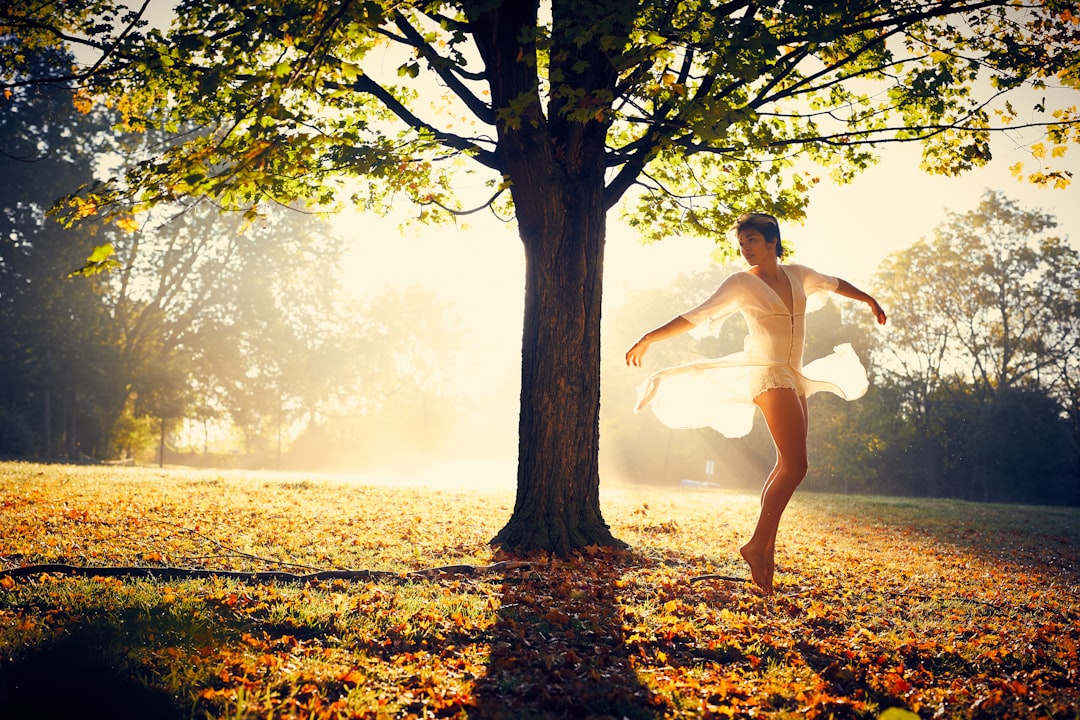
[873,191,1079,407]
[2,0,1078,552]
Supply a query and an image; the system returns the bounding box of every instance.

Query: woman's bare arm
[834,279,887,325]
[625,316,696,367]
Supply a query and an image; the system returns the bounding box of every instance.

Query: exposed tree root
[0,560,532,584]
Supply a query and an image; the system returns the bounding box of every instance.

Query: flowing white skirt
[634,343,868,438]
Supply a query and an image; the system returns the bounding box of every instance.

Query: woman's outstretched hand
[869,299,887,325]
[625,339,650,367]
[834,280,887,327]
[625,317,693,367]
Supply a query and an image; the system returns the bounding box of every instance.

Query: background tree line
[0,46,470,471]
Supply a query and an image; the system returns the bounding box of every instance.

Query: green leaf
[85,243,115,264]
[68,243,121,277]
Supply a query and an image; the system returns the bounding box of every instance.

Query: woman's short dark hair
[734,212,784,257]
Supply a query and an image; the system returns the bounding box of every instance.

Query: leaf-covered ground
[0,461,1077,719]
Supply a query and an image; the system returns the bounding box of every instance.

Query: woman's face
[738,228,775,266]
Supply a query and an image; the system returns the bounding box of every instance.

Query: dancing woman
[626,213,887,594]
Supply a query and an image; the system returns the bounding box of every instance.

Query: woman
[625,213,887,594]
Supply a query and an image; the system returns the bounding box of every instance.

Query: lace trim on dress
[749,365,806,399]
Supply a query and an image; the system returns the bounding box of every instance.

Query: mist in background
[2,43,1077,504]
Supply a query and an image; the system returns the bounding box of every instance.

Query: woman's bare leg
[740,388,808,594]
[759,392,809,513]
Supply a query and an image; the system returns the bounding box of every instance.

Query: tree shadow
[470,549,667,719]
[0,630,183,720]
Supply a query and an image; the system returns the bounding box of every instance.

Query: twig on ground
[143,517,327,573]
[690,574,751,584]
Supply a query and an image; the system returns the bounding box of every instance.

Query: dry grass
[1,461,1077,719]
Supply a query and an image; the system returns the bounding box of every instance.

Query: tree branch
[417,185,509,217]
[662,121,1033,157]
[332,74,500,170]
[391,10,495,125]
[76,0,152,81]
[769,0,1012,46]
[605,45,705,208]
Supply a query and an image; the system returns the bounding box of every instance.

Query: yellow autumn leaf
[1031,142,1046,159]
[71,88,94,114]
[115,215,140,233]
[74,197,99,220]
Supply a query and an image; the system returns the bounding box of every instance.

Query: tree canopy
[3,2,1078,228]
[3,0,1079,552]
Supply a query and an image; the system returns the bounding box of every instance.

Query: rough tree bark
[469,1,626,554]
[492,168,621,554]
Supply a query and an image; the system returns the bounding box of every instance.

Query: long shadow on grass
[0,628,183,720]
[470,549,666,719]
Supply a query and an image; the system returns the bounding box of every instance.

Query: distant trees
[0,45,121,458]
[869,191,1078,504]
[0,49,470,467]
[111,205,356,466]
[286,284,466,472]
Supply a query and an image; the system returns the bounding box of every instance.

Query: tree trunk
[472,0,627,554]
[42,367,51,457]
[490,183,622,555]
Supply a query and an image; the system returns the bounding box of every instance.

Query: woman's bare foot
[739,543,774,594]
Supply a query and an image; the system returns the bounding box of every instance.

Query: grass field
[0,460,1077,719]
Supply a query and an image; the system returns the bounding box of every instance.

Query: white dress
[634,264,868,438]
